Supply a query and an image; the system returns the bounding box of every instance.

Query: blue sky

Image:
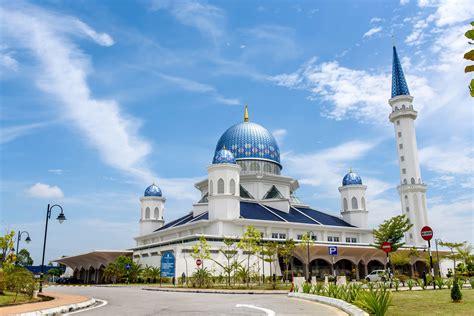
[1,0,473,264]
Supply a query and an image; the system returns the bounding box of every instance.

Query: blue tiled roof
[154,202,353,232]
[295,207,354,227]
[391,46,410,98]
[144,184,162,197]
[213,147,236,164]
[342,171,362,186]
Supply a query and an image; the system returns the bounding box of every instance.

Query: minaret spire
[244,105,249,122]
[391,45,410,98]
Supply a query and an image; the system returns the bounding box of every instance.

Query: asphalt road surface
[49,286,346,316]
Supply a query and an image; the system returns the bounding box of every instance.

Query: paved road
[48,286,346,316]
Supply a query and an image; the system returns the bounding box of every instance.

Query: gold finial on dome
[244,105,249,122]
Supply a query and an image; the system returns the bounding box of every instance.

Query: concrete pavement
[50,285,347,315]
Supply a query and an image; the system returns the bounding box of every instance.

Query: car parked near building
[365,270,388,282]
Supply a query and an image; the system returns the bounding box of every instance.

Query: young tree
[104,262,120,284]
[0,231,16,268]
[439,241,467,278]
[372,215,413,252]
[191,235,211,269]
[16,249,34,267]
[210,237,239,287]
[299,233,315,281]
[278,239,295,282]
[237,226,261,287]
[262,242,278,287]
[464,21,474,97]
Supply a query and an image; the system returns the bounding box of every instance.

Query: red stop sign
[381,241,392,253]
[421,226,433,241]
[196,259,202,266]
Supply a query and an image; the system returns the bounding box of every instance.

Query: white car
[365,270,388,282]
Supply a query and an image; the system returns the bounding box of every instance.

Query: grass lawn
[0,291,40,306]
[387,289,474,316]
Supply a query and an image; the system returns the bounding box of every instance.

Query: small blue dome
[215,121,281,167]
[342,170,362,186]
[144,184,162,197]
[213,147,236,164]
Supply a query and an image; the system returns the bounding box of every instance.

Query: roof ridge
[258,203,288,222]
[290,206,322,225]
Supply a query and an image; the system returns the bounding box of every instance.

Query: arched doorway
[367,260,384,273]
[289,256,304,277]
[414,260,428,278]
[335,259,356,279]
[310,259,331,279]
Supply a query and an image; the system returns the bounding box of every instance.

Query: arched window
[250,161,259,172]
[361,197,366,210]
[154,207,159,219]
[403,179,407,184]
[264,163,272,173]
[411,178,415,184]
[351,197,358,209]
[230,179,236,195]
[217,178,224,194]
[145,207,150,219]
[209,180,213,196]
[343,198,348,211]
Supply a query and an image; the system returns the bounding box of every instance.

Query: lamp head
[57,213,66,224]
[25,236,31,244]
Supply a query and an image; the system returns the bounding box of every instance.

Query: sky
[0,0,473,264]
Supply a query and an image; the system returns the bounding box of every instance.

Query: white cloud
[48,169,66,175]
[419,145,474,175]
[370,17,383,23]
[0,122,48,144]
[363,26,382,38]
[73,20,114,46]
[27,183,64,199]
[284,140,383,197]
[272,129,287,145]
[150,0,225,42]
[400,0,410,5]
[1,3,153,181]
[269,58,433,123]
[0,53,18,71]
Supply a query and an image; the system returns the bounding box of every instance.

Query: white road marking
[66,299,108,314]
[236,304,276,316]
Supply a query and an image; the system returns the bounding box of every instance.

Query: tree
[191,235,211,270]
[47,267,63,278]
[262,242,279,288]
[372,215,413,252]
[103,262,121,284]
[237,226,261,287]
[439,241,465,278]
[210,237,240,287]
[278,239,295,282]
[16,249,33,267]
[299,233,315,281]
[464,21,474,97]
[142,265,160,283]
[0,231,16,269]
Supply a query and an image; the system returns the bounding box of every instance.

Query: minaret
[208,147,241,220]
[388,45,428,246]
[339,170,368,228]
[139,183,165,235]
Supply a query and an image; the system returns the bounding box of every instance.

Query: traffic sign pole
[421,226,435,290]
[428,239,435,289]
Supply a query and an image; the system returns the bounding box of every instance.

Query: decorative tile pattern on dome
[212,148,236,164]
[215,122,281,166]
[144,184,162,197]
[391,46,410,98]
[342,171,362,186]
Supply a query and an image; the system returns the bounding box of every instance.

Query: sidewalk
[0,291,93,316]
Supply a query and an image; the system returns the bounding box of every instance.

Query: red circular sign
[421,226,433,241]
[196,259,202,266]
[381,241,392,253]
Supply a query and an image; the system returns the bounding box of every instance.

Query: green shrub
[435,277,445,289]
[355,287,392,316]
[451,279,462,302]
[302,282,312,294]
[417,278,426,290]
[446,278,453,289]
[397,274,409,286]
[0,269,5,295]
[393,278,400,291]
[191,268,212,288]
[5,268,36,301]
[469,278,474,289]
[406,279,414,290]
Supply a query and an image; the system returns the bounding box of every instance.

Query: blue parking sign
[328,246,338,256]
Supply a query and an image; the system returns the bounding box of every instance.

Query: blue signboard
[160,252,175,277]
[126,264,131,271]
[328,246,338,256]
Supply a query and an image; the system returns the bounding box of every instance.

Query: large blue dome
[213,147,236,164]
[215,121,281,167]
[342,171,362,186]
[144,183,162,197]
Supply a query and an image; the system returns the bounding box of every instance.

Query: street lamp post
[15,231,32,265]
[39,204,66,293]
[435,238,442,277]
[306,231,315,283]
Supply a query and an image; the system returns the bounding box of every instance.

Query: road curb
[15,298,96,316]
[142,287,287,295]
[288,292,368,316]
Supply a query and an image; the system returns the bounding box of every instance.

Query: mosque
[55,46,431,283]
